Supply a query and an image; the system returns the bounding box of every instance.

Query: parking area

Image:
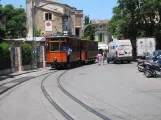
[60,62,161,120]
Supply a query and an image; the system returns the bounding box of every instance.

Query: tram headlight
[53,57,57,62]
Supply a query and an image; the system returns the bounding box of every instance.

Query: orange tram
[45,34,98,69]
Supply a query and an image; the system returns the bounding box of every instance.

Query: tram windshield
[48,38,67,51]
[50,42,59,51]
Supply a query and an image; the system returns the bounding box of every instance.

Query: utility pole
[32,0,37,69]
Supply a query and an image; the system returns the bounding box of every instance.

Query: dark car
[153,50,161,57]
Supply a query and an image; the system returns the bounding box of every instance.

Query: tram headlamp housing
[53,57,57,62]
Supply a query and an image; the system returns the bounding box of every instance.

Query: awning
[98,43,108,50]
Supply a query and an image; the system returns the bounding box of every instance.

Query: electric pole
[32,0,37,69]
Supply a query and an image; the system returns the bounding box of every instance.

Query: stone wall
[0,45,46,75]
[35,9,63,36]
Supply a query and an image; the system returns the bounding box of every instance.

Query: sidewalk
[0,67,52,82]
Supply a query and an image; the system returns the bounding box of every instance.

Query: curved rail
[58,70,111,120]
[0,71,54,95]
[41,71,74,120]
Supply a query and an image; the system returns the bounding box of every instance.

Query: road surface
[60,62,161,120]
[1,62,161,120]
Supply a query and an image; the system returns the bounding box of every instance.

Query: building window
[98,33,104,42]
[45,13,52,20]
[99,24,103,29]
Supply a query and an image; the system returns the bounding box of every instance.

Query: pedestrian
[103,50,107,64]
[97,51,102,65]
[66,46,72,64]
[61,42,67,51]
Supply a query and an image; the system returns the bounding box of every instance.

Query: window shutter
[43,12,46,20]
[52,14,54,20]
[102,34,104,42]
[98,34,100,42]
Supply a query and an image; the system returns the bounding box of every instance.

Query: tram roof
[45,34,79,39]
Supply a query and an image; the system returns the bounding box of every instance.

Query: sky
[1,0,118,20]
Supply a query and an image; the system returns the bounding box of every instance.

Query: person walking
[103,50,107,64]
[97,51,102,65]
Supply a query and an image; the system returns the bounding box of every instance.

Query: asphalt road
[0,73,66,120]
[1,62,161,120]
[60,62,161,120]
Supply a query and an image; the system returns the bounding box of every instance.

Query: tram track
[1,67,111,120]
[42,68,111,120]
[41,71,74,120]
[0,70,55,95]
[58,70,111,120]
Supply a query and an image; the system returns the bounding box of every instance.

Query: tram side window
[50,42,59,51]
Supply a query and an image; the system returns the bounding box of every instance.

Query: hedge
[0,42,11,70]
[21,42,32,65]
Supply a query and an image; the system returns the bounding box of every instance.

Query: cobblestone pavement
[60,62,161,120]
[0,72,66,120]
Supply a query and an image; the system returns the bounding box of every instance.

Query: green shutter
[98,34,100,42]
[102,34,104,42]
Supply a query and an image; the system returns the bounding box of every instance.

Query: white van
[107,40,133,63]
[136,37,156,56]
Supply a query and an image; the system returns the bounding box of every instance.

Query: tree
[0,4,27,39]
[84,15,90,25]
[83,16,96,40]
[35,29,42,37]
[108,0,161,56]
[0,5,5,39]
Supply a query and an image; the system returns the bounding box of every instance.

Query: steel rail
[57,70,111,120]
[41,71,74,120]
[0,71,55,95]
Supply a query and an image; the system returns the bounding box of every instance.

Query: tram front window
[50,42,59,51]
[60,42,67,51]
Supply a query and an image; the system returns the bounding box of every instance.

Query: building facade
[91,20,112,44]
[26,0,83,37]
[71,8,83,38]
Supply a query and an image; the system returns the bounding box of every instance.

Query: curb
[0,68,50,81]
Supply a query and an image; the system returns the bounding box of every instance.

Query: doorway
[75,28,80,37]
